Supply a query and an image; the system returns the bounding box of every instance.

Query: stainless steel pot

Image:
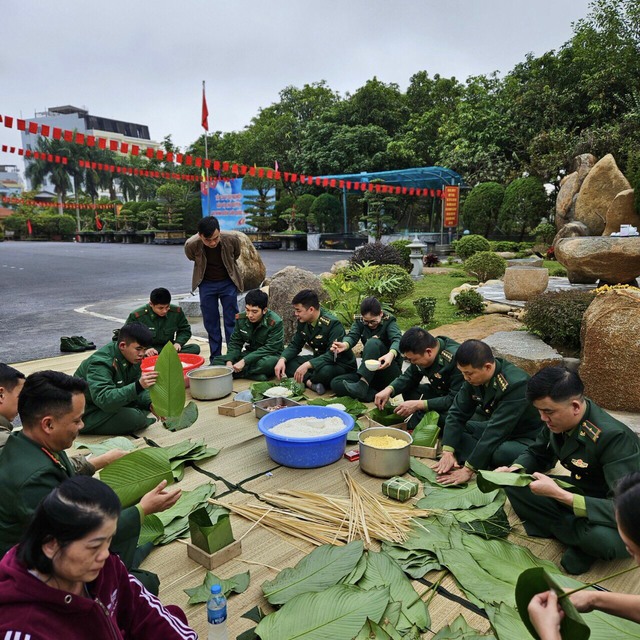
[358,427,412,478]
[253,397,301,419]
[187,366,233,400]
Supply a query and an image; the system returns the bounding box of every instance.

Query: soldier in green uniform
[75,323,158,435]
[274,289,357,394]
[0,364,25,449]
[330,297,403,402]
[435,339,543,486]
[374,328,463,428]
[0,371,181,594]
[125,287,201,356]
[498,366,640,574]
[211,289,284,380]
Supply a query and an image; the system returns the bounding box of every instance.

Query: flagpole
[203,80,210,217]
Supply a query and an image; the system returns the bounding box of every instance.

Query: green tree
[359,181,398,240]
[308,193,342,233]
[462,182,505,236]
[498,177,549,239]
[155,183,189,229]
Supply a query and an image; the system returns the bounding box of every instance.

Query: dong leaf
[149,342,186,417]
[367,407,405,427]
[308,396,368,417]
[451,492,506,523]
[261,540,364,605]
[476,470,580,494]
[432,614,496,639]
[412,411,441,448]
[410,457,468,488]
[418,481,499,511]
[354,619,396,640]
[100,447,173,508]
[250,378,306,401]
[459,506,511,540]
[76,436,137,457]
[184,569,250,604]
[254,584,390,640]
[163,400,198,431]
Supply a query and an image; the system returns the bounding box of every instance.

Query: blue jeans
[199,278,238,359]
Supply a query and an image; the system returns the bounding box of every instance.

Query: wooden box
[218,400,253,417]
[187,539,242,570]
[410,441,440,460]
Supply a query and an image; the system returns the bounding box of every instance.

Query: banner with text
[443,185,460,228]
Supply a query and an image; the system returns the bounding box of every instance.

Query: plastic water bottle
[207,584,229,640]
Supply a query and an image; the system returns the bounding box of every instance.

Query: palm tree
[24,138,72,215]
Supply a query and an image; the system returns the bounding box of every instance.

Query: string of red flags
[1,196,112,210]
[1,112,443,198]
[1,144,68,164]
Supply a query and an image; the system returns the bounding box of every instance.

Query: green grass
[394,272,477,331]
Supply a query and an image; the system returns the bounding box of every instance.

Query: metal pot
[358,427,412,478]
[253,397,301,419]
[187,366,233,400]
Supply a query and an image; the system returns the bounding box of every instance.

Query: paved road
[0,242,347,363]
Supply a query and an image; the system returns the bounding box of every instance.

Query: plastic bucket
[141,352,204,388]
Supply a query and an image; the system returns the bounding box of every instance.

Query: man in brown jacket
[184,216,244,361]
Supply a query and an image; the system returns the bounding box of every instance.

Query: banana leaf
[250,378,306,401]
[308,396,368,417]
[410,457,468,488]
[451,493,506,523]
[76,436,137,456]
[100,447,173,508]
[163,400,198,431]
[357,551,430,632]
[432,615,496,639]
[254,584,391,640]
[476,470,580,494]
[149,342,186,417]
[515,567,590,640]
[262,540,364,605]
[417,481,499,511]
[184,569,250,604]
[366,406,405,427]
[412,420,440,448]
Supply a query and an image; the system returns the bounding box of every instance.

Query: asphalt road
[0,242,347,364]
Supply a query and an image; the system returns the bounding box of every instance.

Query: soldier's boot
[344,379,370,401]
[60,336,85,352]
[72,335,96,350]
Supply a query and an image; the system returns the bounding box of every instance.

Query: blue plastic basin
[257,405,355,468]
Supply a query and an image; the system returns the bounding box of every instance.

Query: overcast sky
[1,0,592,173]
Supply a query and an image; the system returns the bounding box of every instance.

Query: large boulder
[573,154,631,235]
[552,221,590,247]
[603,189,640,236]
[580,288,640,411]
[506,256,544,268]
[226,231,267,291]
[503,267,549,301]
[555,236,640,285]
[330,259,350,274]
[268,266,327,342]
[484,331,562,376]
[574,153,597,183]
[555,172,580,229]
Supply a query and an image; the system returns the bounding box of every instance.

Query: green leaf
[254,584,390,640]
[357,551,430,632]
[137,514,165,546]
[515,567,590,640]
[451,492,506,523]
[100,448,173,508]
[354,619,395,640]
[250,378,306,401]
[432,614,496,639]
[149,342,186,417]
[76,437,137,457]
[476,470,581,494]
[367,407,404,427]
[340,554,368,585]
[184,569,250,604]
[412,416,440,448]
[459,506,511,540]
[308,396,368,417]
[164,400,198,431]
[417,481,499,511]
[485,604,530,640]
[262,540,364,605]
[410,457,468,488]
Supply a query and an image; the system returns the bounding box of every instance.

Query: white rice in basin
[270,416,346,438]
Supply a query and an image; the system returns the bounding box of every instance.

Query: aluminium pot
[358,426,412,478]
[187,366,233,400]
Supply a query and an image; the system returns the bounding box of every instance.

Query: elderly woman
[528,471,640,639]
[0,475,197,639]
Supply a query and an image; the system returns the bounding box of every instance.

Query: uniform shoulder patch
[134,311,141,318]
[319,316,331,325]
[170,306,181,313]
[235,313,241,320]
[269,319,276,326]
[496,373,509,391]
[441,350,453,362]
[581,420,601,443]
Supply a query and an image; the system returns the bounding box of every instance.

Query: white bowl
[364,359,381,372]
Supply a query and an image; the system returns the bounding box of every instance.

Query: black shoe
[72,335,96,350]
[60,337,85,353]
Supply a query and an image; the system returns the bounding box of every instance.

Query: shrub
[462,182,505,236]
[463,251,507,282]
[455,234,491,260]
[389,240,412,271]
[489,240,519,252]
[413,297,437,325]
[448,269,468,278]
[351,242,405,268]
[368,264,415,305]
[524,290,595,351]
[423,253,440,267]
[548,264,567,277]
[533,222,556,245]
[456,290,484,316]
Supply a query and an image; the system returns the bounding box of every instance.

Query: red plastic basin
[141,352,205,387]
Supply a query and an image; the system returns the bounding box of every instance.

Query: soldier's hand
[89,448,129,471]
[331,341,348,354]
[438,466,474,485]
[173,343,182,352]
[274,359,286,380]
[394,400,422,417]
[434,451,459,475]
[374,387,393,410]
[529,473,571,504]
[494,465,518,473]
[527,591,564,640]
[294,362,311,383]
[139,480,182,515]
[378,352,395,370]
[145,348,158,357]
[139,371,158,389]
[233,359,246,373]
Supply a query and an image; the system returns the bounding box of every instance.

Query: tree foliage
[462,182,505,236]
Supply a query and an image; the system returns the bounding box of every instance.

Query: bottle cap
[210,584,222,594]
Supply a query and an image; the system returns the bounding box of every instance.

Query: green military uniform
[331,313,403,402]
[506,400,640,570]
[442,358,543,470]
[281,307,357,386]
[386,336,463,427]
[75,341,155,435]
[211,309,284,380]
[125,303,200,355]
[0,431,158,593]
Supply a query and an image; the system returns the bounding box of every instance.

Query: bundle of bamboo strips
[208,472,430,547]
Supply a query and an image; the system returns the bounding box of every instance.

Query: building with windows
[0,164,24,198]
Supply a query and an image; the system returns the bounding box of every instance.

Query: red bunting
[26,219,33,235]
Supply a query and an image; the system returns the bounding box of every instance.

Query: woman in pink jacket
[0,475,197,640]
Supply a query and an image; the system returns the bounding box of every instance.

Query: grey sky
[1,0,591,172]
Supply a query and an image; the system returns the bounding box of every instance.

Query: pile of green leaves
[162,438,220,481]
[139,483,216,546]
[250,541,429,639]
[412,412,440,448]
[77,437,137,457]
[367,406,405,427]
[307,396,368,417]
[184,568,250,604]
[251,378,307,401]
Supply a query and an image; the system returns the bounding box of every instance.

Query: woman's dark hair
[17,476,121,574]
[360,297,382,316]
[615,472,640,548]
[455,339,494,368]
[399,327,437,355]
[526,366,584,403]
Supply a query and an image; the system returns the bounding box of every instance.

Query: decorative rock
[449,283,478,305]
[484,331,562,376]
[603,189,640,236]
[580,289,640,411]
[226,231,267,290]
[495,252,517,259]
[552,221,590,247]
[268,266,328,342]
[562,357,580,373]
[555,236,640,285]
[574,154,631,235]
[330,259,351,274]
[574,153,597,183]
[555,172,580,229]
[503,267,549,301]
[506,256,544,268]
